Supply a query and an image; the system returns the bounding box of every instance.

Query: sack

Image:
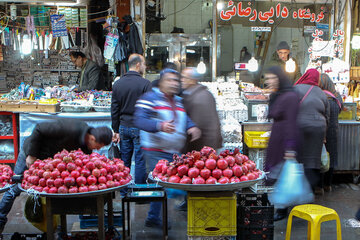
[108,142,121,159]
[268,158,314,208]
[320,144,330,173]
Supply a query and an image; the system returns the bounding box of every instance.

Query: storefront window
[145,46,169,73]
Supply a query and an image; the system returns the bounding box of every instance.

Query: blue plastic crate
[79,215,122,229]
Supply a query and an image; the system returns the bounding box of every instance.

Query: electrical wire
[166,0,198,17]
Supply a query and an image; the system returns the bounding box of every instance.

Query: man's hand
[187,127,201,142]
[26,155,37,168]
[161,120,175,133]
[113,133,120,143]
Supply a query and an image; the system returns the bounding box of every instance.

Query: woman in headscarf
[294,69,329,195]
[264,66,300,221]
[319,73,342,192]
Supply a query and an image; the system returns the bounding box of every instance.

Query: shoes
[274,208,287,221]
[324,185,332,192]
[145,219,171,229]
[176,200,187,211]
[314,187,324,195]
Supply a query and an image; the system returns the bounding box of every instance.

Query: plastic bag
[108,142,121,159]
[268,158,314,209]
[320,144,330,173]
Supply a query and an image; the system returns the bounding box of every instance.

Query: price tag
[136,191,155,196]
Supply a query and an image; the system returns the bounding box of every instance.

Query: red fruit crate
[237,193,274,240]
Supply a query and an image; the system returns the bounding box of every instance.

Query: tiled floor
[1,183,360,239]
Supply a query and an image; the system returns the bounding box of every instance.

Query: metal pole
[212,0,217,82]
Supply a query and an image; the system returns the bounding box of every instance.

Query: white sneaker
[345,218,360,228]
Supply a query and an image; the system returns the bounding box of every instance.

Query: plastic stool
[285,204,342,240]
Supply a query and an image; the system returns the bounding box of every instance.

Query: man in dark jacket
[181,67,223,153]
[0,120,113,233]
[111,53,151,184]
[266,41,302,84]
[70,51,104,91]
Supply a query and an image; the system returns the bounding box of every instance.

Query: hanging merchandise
[114,32,128,62]
[123,15,143,55]
[104,30,119,60]
[50,14,68,38]
[61,35,70,49]
[75,28,81,46]
[83,35,105,67]
[4,28,10,46]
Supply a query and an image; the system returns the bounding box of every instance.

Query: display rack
[0,112,18,164]
[0,3,88,91]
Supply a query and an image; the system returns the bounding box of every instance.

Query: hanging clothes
[123,15,143,55]
[114,31,127,62]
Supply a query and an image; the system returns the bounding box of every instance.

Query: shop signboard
[219,1,325,24]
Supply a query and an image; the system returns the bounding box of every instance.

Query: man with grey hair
[181,67,222,153]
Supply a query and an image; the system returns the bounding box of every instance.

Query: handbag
[268,157,314,209]
[320,144,330,173]
[108,142,121,159]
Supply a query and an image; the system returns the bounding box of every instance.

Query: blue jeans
[144,150,174,223]
[119,125,146,184]
[0,150,27,227]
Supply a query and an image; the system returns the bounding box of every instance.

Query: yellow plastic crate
[244,131,269,148]
[187,192,237,236]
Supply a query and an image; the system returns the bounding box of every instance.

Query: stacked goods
[21,149,131,194]
[0,164,14,188]
[152,146,262,184]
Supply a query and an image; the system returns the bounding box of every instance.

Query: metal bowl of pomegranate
[19,182,132,198]
[148,171,265,192]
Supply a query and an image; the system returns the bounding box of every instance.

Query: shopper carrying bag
[269,157,314,209]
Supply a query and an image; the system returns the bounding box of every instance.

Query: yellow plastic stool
[285,204,342,240]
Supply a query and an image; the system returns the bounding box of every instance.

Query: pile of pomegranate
[21,149,131,193]
[0,164,14,188]
[152,146,262,184]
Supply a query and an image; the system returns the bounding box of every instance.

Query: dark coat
[23,120,92,160]
[294,84,329,169]
[325,97,341,168]
[181,84,222,153]
[265,91,300,173]
[111,71,152,131]
[78,60,104,91]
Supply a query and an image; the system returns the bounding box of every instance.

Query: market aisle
[0,185,360,239]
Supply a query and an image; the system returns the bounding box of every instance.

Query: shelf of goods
[0,112,18,163]
[0,3,88,92]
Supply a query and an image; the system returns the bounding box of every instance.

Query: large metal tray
[148,171,265,192]
[19,182,131,198]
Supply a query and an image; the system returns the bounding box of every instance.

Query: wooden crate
[350,67,360,80]
[0,101,59,113]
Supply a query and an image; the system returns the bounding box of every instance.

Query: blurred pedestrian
[181,67,222,153]
[294,69,329,194]
[152,62,178,88]
[111,53,152,184]
[134,68,201,228]
[263,66,300,221]
[319,73,343,192]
